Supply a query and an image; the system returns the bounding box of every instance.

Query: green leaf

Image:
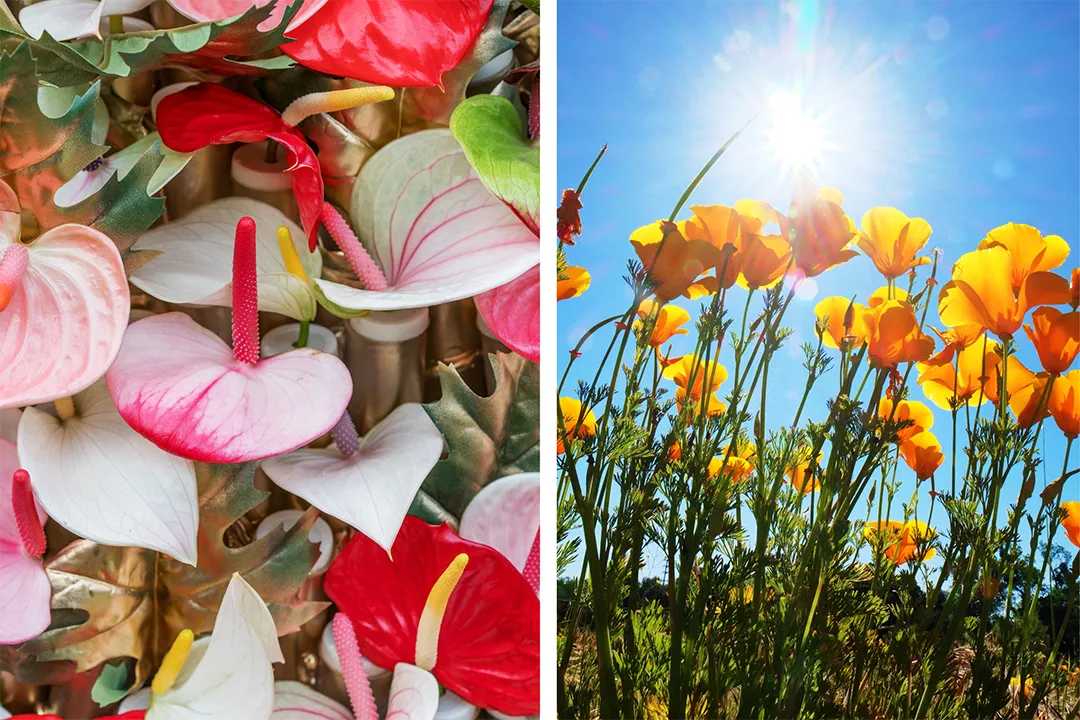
[16,462,327,695]
[28,2,300,87]
[0,42,102,175]
[419,353,539,522]
[450,93,540,232]
[91,660,132,707]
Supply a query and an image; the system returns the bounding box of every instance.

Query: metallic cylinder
[109,19,156,107]
[231,141,301,226]
[345,309,429,434]
[476,310,512,394]
[424,299,485,401]
[465,48,517,97]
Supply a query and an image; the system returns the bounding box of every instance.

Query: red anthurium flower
[325,516,539,716]
[283,0,495,87]
[156,83,392,252]
[11,714,144,719]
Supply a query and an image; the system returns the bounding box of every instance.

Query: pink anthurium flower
[311,131,539,315]
[105,217,352,463]
[262,406,443,554]
[155,83,394,253]
[0,179,130,410]
[0,448,50,645]
[325,517,539,716]
[166,0,330,33]
[474,266,540,364]
[459,473,539,595]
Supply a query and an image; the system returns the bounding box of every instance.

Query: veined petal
[459,473,540,579]
[263,404,443,554]
[385,664,439,720]
[271,681,353,720]
[167,0,330,32]
[0,548,50,644]
[17,380,199,565]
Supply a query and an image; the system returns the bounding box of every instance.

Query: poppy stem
[11,469,45,558]
[321,203,388,291]
[232,217,260,365]
[332,614,378,720]
[0,243,28,312]
[330,412,360,457]
[282,87,395,127]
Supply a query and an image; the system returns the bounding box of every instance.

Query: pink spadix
[523,529,540,593]
[232,216,260,365]
[0,243,28,312]
[333,613,378,720]
[321,203,388,291]
[11,469,45,558]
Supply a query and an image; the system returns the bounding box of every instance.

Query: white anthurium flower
[55,132,193,208]
[271,681,353,720]
[19,0,157,41]
[130,197,322,321]
[268,661,438,720]
[17,379,199,565]
[261,405,444,555]
[120,574,283,720]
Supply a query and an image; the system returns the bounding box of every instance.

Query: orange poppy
[815,296,868,349]
[977,222,1070,292]
[868,286,909,308]
[923,324,985,366]
[1071,267,1079,309]
[786,450,823,494]
[1062,501,1080,548]
[857,207,933,279]
[878,398,935,444]
[862,300,936,368]
[864,519,936,565]
[635,299,691,348]
[734,199,792,289]
[557,397,596,454]
[682,204,743,295]
[663,354,727,399]
[667,440,682,461]
[675,388,727,420]
[1049,370,1079,438]
[708,455,753,483]
[557,265,591,300]
[1024,306,1080,374]
[917,336,1002,410]
[984,356,1053,428]
[938,246,1071,338]
[899,431,944,480]
[787,174,860,277]
[630,220,722,302]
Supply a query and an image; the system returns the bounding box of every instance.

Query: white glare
[766,90,824,174]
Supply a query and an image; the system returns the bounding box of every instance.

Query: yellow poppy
[938,246,1071,338]
[857,207,933,279]
[683,204,743,293]
[878,398,934,444]
[635,299,691,348]
[787,173,860,277]
[814,296,868,349]
[1024,306,1080,374]
[675,388,727,420]
[1050,370,1079,438]
[734,199,792,289]
[557,265,591,300]
[864,519,936,565]
[862,300,936,368]
[785,448,823,494]
[984,356,1053,428]
[557,397,596,454]
[708,455,753,483]
[630,220,721,302]
[663,354,727,399]
[978,222,1070,292]
[899,431,944,480]
[868,286,909,308]
[917,336,1002,410]
[1062,501,1080,548]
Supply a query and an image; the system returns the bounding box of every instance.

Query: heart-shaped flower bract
[282,0,495,87]
[459,472,539,594]
[0,179,130,409]
[167,0,329,32]
[106,217,352,463]
[0,435,50,645]
[262,405,444,554]
[312,130,539,314]
[325,516,539,716]
[18,0,156,41]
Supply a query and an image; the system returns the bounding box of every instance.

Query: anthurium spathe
[857,207,933,279]
[106,217,352,463]
[262,406,443,555]
[0,445,50,644]
[283,0,494,87]
[1024,306,1080,374]
[0,179,129,409]
[459,473,540,594]
[130,198,320,322]
[18,0,155,41]
[17,379,198,564]
[167,0,329,32]
[978,222,1070,292]
[312,131,539,314]
[938,246,1071,338]
[156,83,394,252]
[324,517,540,716]
[474,266,540,363]
[861,300,935,368]
[118,574,284,720]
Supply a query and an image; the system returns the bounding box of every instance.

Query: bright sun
[766,90,824,174]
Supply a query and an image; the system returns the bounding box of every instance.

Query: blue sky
[557,0,1079,578]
